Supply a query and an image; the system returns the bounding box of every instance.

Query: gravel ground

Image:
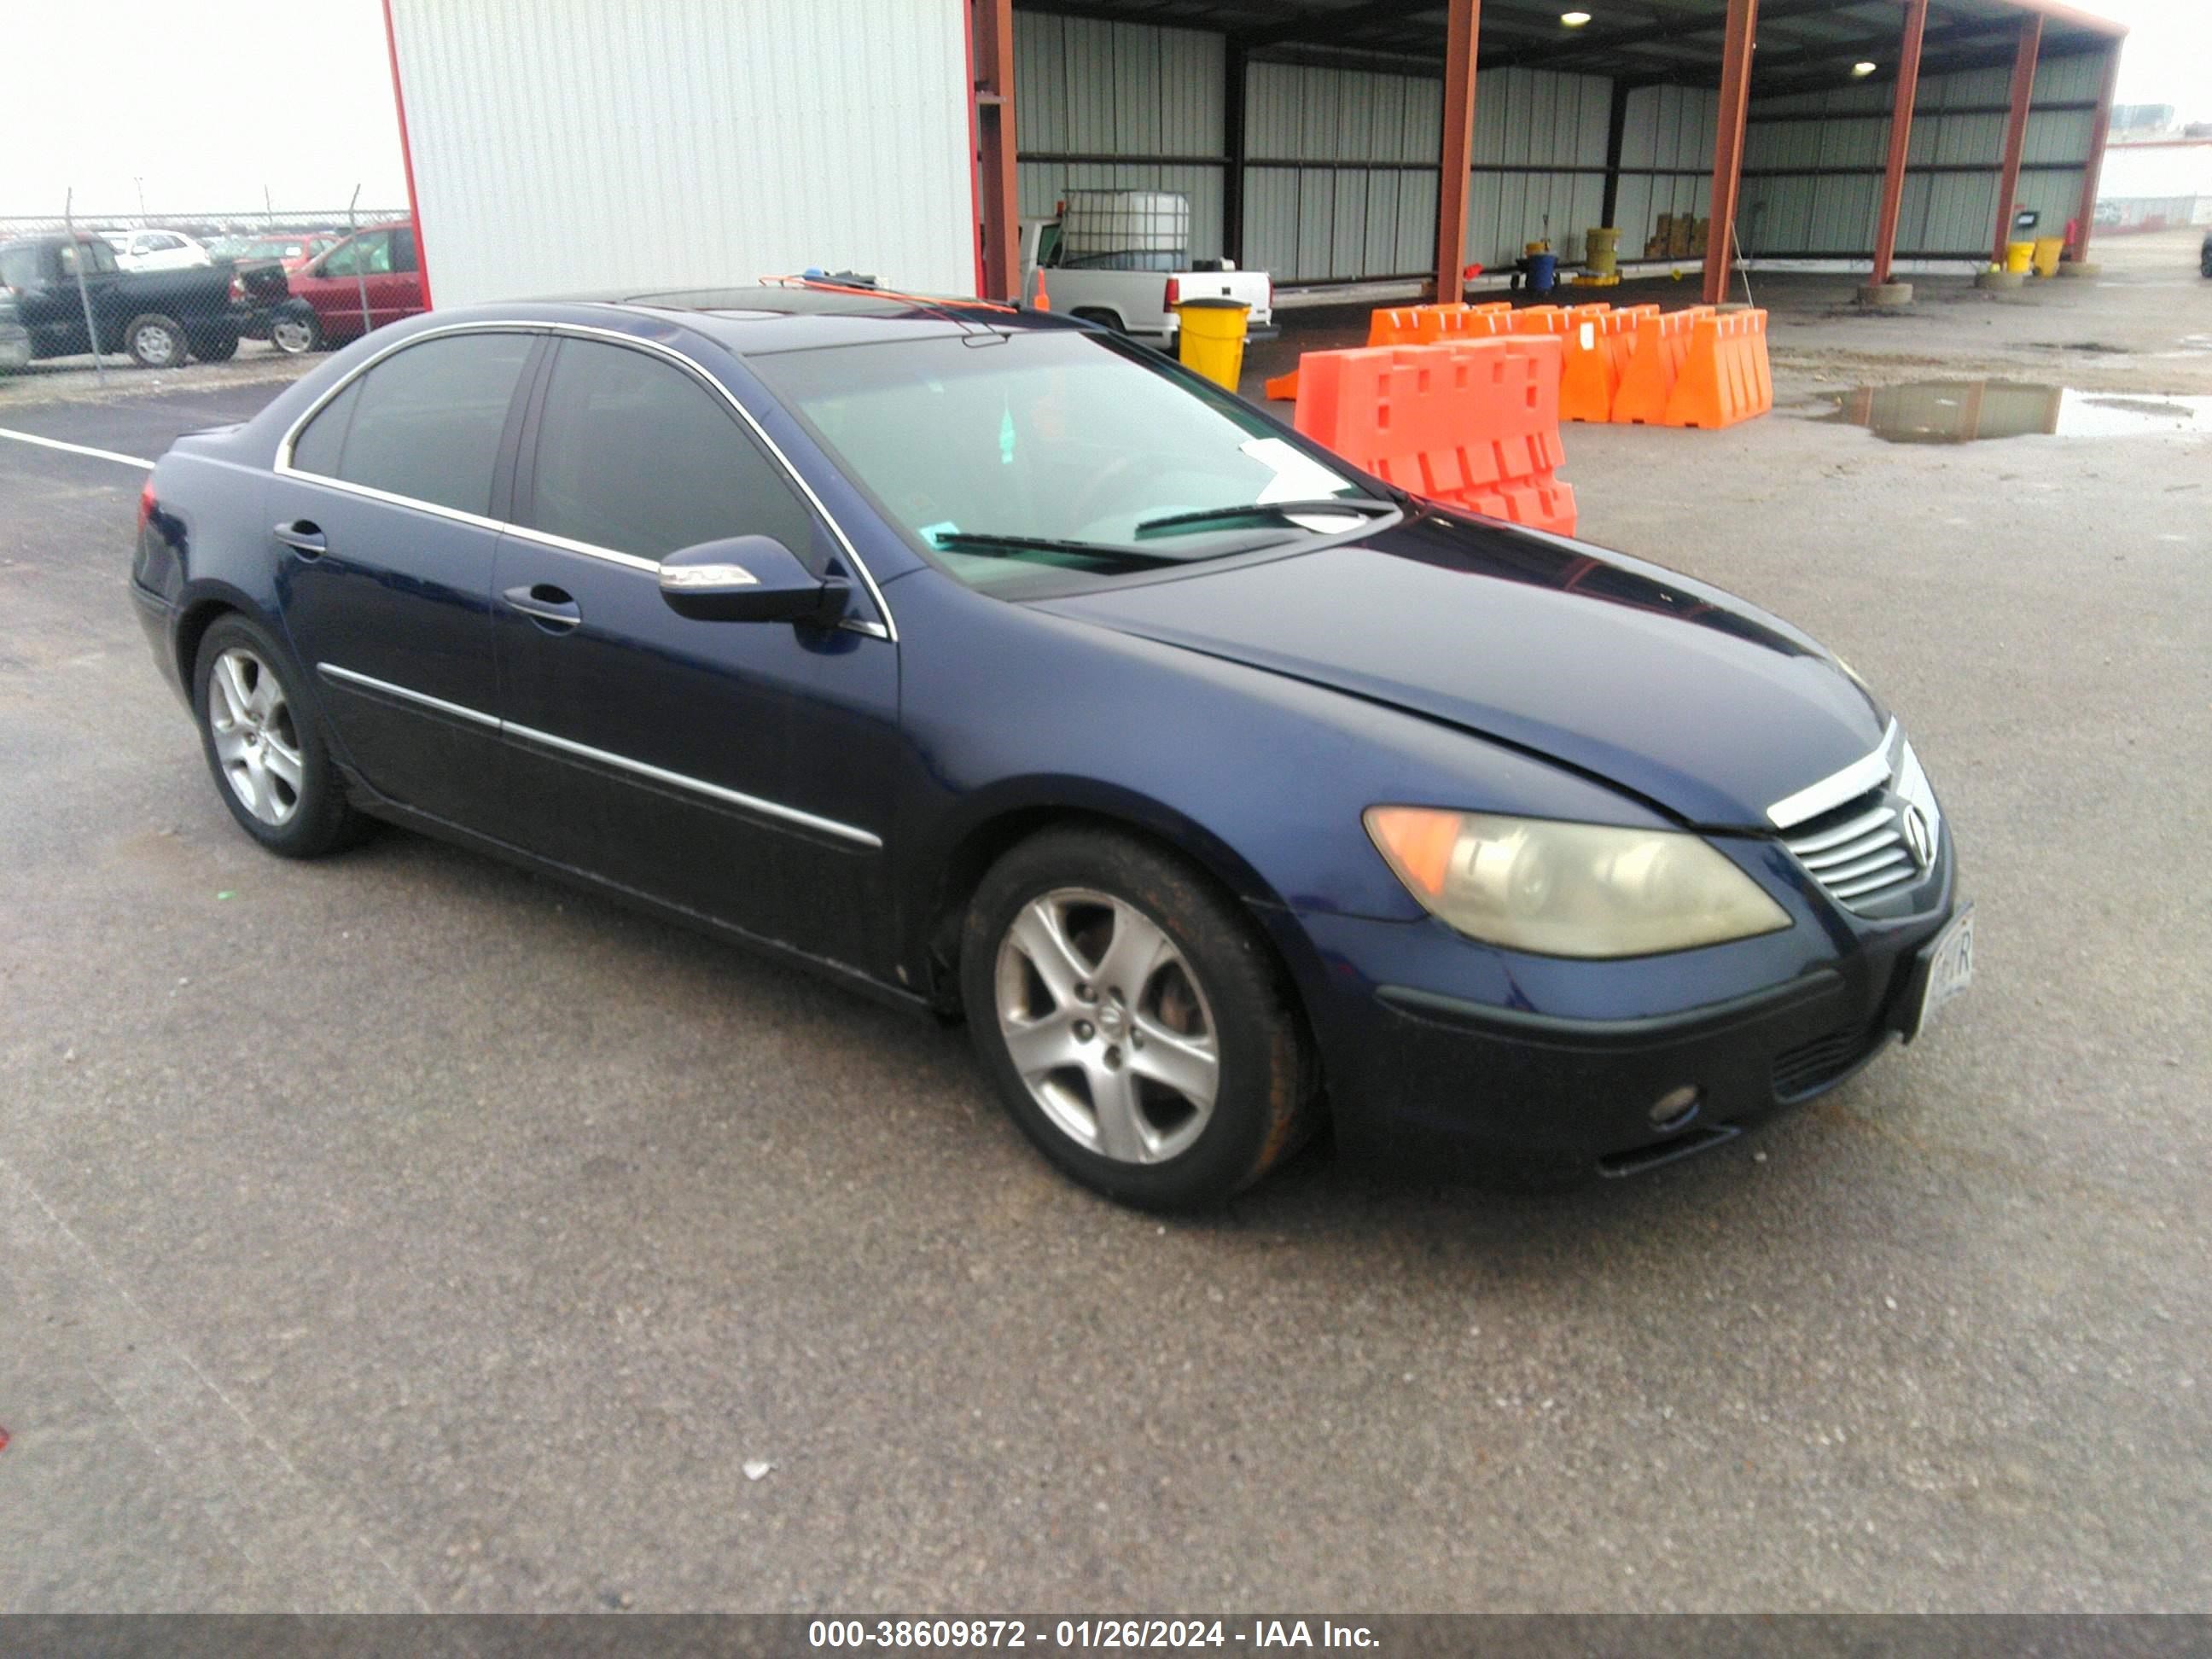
[0,230,2206,1615]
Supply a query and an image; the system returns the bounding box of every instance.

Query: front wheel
[192,614,363,857]
[961,827,1317,1209]
[268,303,322,355]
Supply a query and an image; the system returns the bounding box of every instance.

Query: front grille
[1782,789,1920,911]
[1773,1025,1881,1100]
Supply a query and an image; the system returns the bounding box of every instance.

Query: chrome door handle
[503,583,582,631]
[273,521,326,556]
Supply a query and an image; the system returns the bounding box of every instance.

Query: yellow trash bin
[2005,241,2034,275]
[2031,236,2064,276]
[1175,297,1251,393]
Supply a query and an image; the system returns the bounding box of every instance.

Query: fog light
[1649,1085,1702,1132]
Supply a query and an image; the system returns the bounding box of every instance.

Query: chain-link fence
[2,190,411,381]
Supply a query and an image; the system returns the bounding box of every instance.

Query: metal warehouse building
[381,0,2126,311]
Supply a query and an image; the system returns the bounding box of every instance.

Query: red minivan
[268,222,425,354]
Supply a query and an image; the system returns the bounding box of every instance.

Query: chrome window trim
[315,661,882,851]
[1766,719,1901,830]
[273,317,899,639]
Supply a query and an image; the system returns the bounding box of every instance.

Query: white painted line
[0,425,155,470]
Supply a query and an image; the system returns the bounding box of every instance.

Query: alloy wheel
[271,316,314,354]
[207,647,304,826]
[993,887,1220,1164]
[132,323,180,367]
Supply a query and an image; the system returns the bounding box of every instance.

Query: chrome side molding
[315,661,882,849]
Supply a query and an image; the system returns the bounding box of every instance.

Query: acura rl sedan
[131,284,1970,1209]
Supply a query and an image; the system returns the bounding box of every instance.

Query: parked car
[131,288,1970,1209]
[235,232,342,271]
[0,234,288,367]
[267,222,424,354]
[91,229,215,271]
[1019,208,1273,346]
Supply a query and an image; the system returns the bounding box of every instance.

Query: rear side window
[288,332,533,516]
[523,337,815,562]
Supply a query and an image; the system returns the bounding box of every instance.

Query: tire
[960,826,1317,1210]
[123,312,189,370]
[188,326,239,363]
[192,614,363,858]
[268,302,322,356]
[1069,307,1127,335]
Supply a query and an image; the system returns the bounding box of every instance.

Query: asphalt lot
[2,234,2209,1614]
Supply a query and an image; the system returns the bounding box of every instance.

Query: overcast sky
[9,0,2203,222]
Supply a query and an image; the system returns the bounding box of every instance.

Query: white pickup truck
[1018,205,1274,347]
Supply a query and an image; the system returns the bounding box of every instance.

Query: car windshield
[748,329,1380,594]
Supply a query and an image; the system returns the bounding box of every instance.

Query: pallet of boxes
[1644,214,1710,262]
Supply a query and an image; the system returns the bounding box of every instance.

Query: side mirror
[659,535,849,626]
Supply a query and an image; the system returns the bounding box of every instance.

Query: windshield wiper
[1134,497,1397,538]
[930,531,1184,568]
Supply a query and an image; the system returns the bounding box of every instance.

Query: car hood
[1033,509,1887,830]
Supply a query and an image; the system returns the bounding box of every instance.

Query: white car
[90,230,213,272]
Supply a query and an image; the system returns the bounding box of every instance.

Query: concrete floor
[0,230,2207,1614]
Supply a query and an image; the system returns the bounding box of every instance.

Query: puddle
[1824,380,2212,444]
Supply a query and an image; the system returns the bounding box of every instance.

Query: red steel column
[1989,15,2043,266]
[1870,0,1929,287]
[2070,40,2121,260]
[1701,0,1759,307]
[1435,0,1481,305]
[972,0,1021,301]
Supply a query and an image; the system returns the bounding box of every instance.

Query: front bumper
[1270,844,1959,1179]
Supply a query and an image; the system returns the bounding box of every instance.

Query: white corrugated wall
[386,0,976,307]
[1014,13,1228,259]
[1741,48,2111,260]
[1615,85,1720,261]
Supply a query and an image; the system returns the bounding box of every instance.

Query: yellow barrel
[1175,298,1251,392]
[1584,226,1621,276]
[2005,241,2034,274]
[2031,236,2064,276]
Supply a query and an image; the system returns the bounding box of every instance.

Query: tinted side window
[328,333,533,515]
[288,378,361,476]
[392,228,418,274]
[525,338,814,562]
[88,242,119,274]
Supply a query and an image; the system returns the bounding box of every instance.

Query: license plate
[1909,905,1974,1039]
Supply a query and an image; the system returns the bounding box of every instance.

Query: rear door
[267,328,540,824]
[491,333,900,969]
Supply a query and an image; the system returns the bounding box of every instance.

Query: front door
[491,334,900,972]
[270,328,538,824]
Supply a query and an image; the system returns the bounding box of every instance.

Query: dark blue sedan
[131,284,1971,1208]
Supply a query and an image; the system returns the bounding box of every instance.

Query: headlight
[1364,807,1790,958]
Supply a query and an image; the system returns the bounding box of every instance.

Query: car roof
[566,283,1079,356]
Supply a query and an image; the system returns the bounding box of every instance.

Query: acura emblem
[1901,804,1933,870]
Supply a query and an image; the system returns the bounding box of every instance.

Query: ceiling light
[1852,60,1878,76]
[1561,10,1593,25]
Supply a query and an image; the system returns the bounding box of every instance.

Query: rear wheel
[124,313,188,370]
[961,827,1317,1209]
[192,614,363,858]
[1069,307,1127,335]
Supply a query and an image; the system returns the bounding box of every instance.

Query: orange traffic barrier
[1292,336,1575,538]
[1365,300,1511,346]
[1264,368,1301,402]
[1660,308,1773,429]
[1557,304,1658,423]
[1611,306,1715,425]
